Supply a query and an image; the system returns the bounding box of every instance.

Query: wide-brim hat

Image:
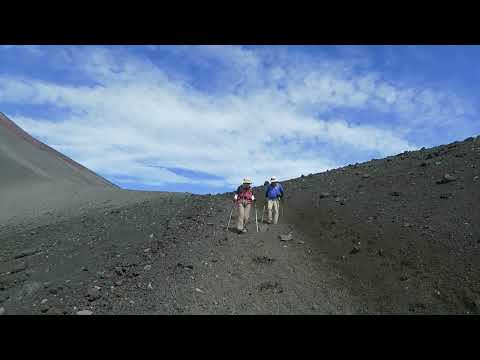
[243,178,252,184]
[270,176,278,182]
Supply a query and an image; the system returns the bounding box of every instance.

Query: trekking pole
[226,203,235,230]
[255,202,259,232]
[278,200,281,223]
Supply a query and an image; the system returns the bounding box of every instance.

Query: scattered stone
[177,263,194,270]
[22,281,42,297]
[143,248,151,253]
[144,265,152,271]
[361,174,370,179]
[279,233,293,241]
[436,174,456,184]
[389,191,401,196]
[46,307,64,315]
[350,246,361,254]
[49,288,58,295]
[14,249,39,259]
[0,307,4,315]
[100,272,113,280]
[76,310,93,315]
[253,256,275,264]
[319,192,330,198]
[259,281,283,294]
[40,305,50,313]
[41,299,48,305]
[86,288,101,302]
[440,193,452,199]
[404,223,412,228]
[420,162,428,167]
[11,261,27,274]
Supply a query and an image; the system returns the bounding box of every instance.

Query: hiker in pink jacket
[233,178,255,233]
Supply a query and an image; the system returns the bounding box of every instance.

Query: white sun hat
[243,177,252,184]
[270,176,278,182]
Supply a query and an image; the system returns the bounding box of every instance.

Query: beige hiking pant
[267,199,280,224]
[236,201,251,231]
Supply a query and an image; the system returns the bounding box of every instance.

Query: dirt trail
[136,198,355,315]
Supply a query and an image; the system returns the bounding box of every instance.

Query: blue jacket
[265,183,284,200]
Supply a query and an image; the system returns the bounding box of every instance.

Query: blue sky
[1,45,479,194]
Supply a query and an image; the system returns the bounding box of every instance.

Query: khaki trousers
[236,201,251,231]
[267,199,280,224]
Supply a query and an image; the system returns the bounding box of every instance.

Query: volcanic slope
[0,112,152,228]
[1,113,480,314]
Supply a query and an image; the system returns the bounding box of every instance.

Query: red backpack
[237,185,253,203]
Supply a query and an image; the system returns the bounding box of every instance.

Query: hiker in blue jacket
[265,176,284,224]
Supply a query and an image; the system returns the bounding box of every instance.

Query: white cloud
[0,45,44,55]
[1,46,474,192]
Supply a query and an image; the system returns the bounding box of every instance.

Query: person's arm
[279,184,284,198]
[265,186,270,199]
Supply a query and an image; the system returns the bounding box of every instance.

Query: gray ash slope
[1,113,480,314]
[0,112,116,189]
[0,113,125,228]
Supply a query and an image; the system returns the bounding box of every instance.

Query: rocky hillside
[1,113,479,314]
[277,135,480,313]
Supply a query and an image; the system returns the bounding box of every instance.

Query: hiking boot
[241,229,247,233]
